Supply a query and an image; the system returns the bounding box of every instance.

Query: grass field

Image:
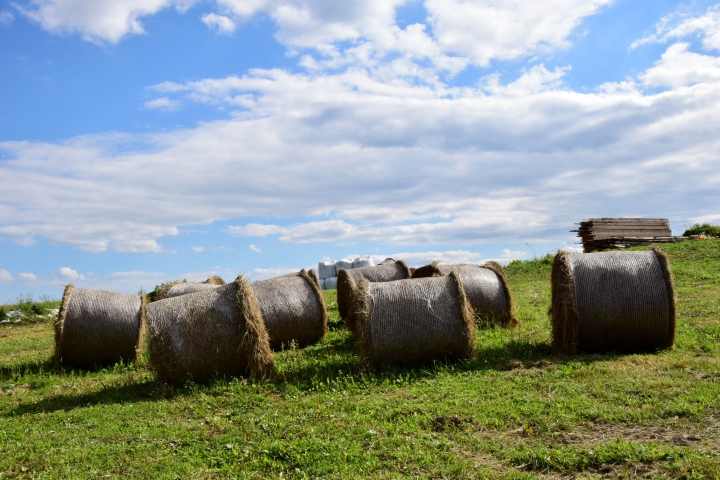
[1,240,719,478]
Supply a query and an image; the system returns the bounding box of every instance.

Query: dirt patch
[431,415,476,432]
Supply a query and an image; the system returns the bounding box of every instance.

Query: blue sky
[2,0,720,301]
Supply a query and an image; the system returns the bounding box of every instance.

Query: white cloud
[631,6,720,52]
[58,267,84,280]
[144,97,182,111]
[371,250,482,267]
[18,272,37,281]
[201,12,235,34]
[191,246,205,252]
[14,0,198,43]
[501,248,526,260]
[249,244,261,252]
[247,266,298,281]
[640,43,720,88]
[0,10,14,26]
[0,269,13,281]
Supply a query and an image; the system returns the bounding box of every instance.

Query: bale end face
[550,251,578,355]
[482,261,520,328]
[54,284,75,365]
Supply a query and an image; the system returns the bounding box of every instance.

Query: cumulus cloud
[144,97,182,111]
[0,269,13,281]
[249,244,262,252]
[18,272,37,281]
[631,5,720,52]
[58,267,84,280]
[640,43,720,88]
[371,250,482,267]
[14,0,199,43]
[201,12,235,34]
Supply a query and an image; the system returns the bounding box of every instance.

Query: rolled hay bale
[334,258,355,275]
[336,260,412,329]
[153,276,227,301]
[324,276,338,290]
[353,256,374,269]
[146,275,275,385]
[251,270,328,350]
[54,285,146,367]
[318,261,336,280]
[378,258,396,266]
[411,261,518,328]
[551,249,676,355]
[352,273,476,368]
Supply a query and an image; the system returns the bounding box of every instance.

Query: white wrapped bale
[318,261,336,280]
[335,259,354,275]
[353,256,374,269]
[324,276,338,290]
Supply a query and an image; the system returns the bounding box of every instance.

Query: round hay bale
[352,273,476,368]
[411,261,518,328]
[378,258,396,266]
[146,275,275,385]
[165,283,222,299]
[54,285,146,367]
[551,248,676,355]
[252,270,328,350]
[336,260,411,327]
[153,276,226,301]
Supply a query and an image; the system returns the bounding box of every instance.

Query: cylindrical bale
[166,283,222,299]
[551,249,676,355]
[378,258,396,266]
[352,274,476,368]
[54,285,146,367]
[353,256,374,269]
[318,262,336,280]
[337,260,412,330]
[146,275,275,385]
[251,270,328,350]
[411,261,518,328]
[335,259,355,276]
[324,276,338,290]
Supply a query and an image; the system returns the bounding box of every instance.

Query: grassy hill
[1,240,719,478]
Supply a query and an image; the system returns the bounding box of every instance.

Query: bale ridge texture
[551,249,676,355]
[411,261,518,327]
[337,260,411,330]
[252,270,328,350]
[155,276,226,301]
[147,275,275,384]
[54,285,146,367]
[352,274,476,368]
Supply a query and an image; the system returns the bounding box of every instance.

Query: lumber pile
[572,218,677,253]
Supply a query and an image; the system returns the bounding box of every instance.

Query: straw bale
[147,275,275,385]
[166,283,222,299]
[411,261,518,327]
[378,258,396,265]
[252,270,328,350]
[154,276,226,301]
[203,276,226,285]
[551,249,676,355]
[353,273,476,368]
[318,261,336,280]
[54,285,146,367]
[337,260,412,330]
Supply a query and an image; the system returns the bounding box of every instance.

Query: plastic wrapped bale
[250,270,328,350]
[337,260,411,331]
[334,259,355,276]
[351,274,476,368]
[154,276,226,301]
[54,285,147,367]
[318,261,336,280]
[146,275,275,385]
[550,249,676,355]
[353,256,374,269]
[324,276,338,290]
[411,261,518,327]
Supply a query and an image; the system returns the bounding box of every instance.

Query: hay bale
[378,258,396,266]
[203,276,226,285]
[166,283,222,299]
[146,275,275,384]
[551,249,676,355]
[154,276,226,301]
[318,261,336,280]
[54,285,146,367]
[337,260,411,329]
[324,276,338,290]
[252,270,328,350]
[351,273,476,368]
[353,256,374,269]
[411,261,518,327]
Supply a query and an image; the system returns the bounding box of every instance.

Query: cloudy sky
[1,0,719,301]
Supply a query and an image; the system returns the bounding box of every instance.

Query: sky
[1,0,720,302]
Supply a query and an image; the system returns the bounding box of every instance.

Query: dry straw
[54,285,147,367]
[351,273,476,368]
[147,275,275,384]
[336,260,411,331]
[252,269,328,350]
[551,248,676,355]
[411,261,518,327]
[154,276,227,301]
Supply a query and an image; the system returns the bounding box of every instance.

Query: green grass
[1,241,720,478]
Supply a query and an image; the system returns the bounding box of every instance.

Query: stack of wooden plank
[573,218,677,252]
